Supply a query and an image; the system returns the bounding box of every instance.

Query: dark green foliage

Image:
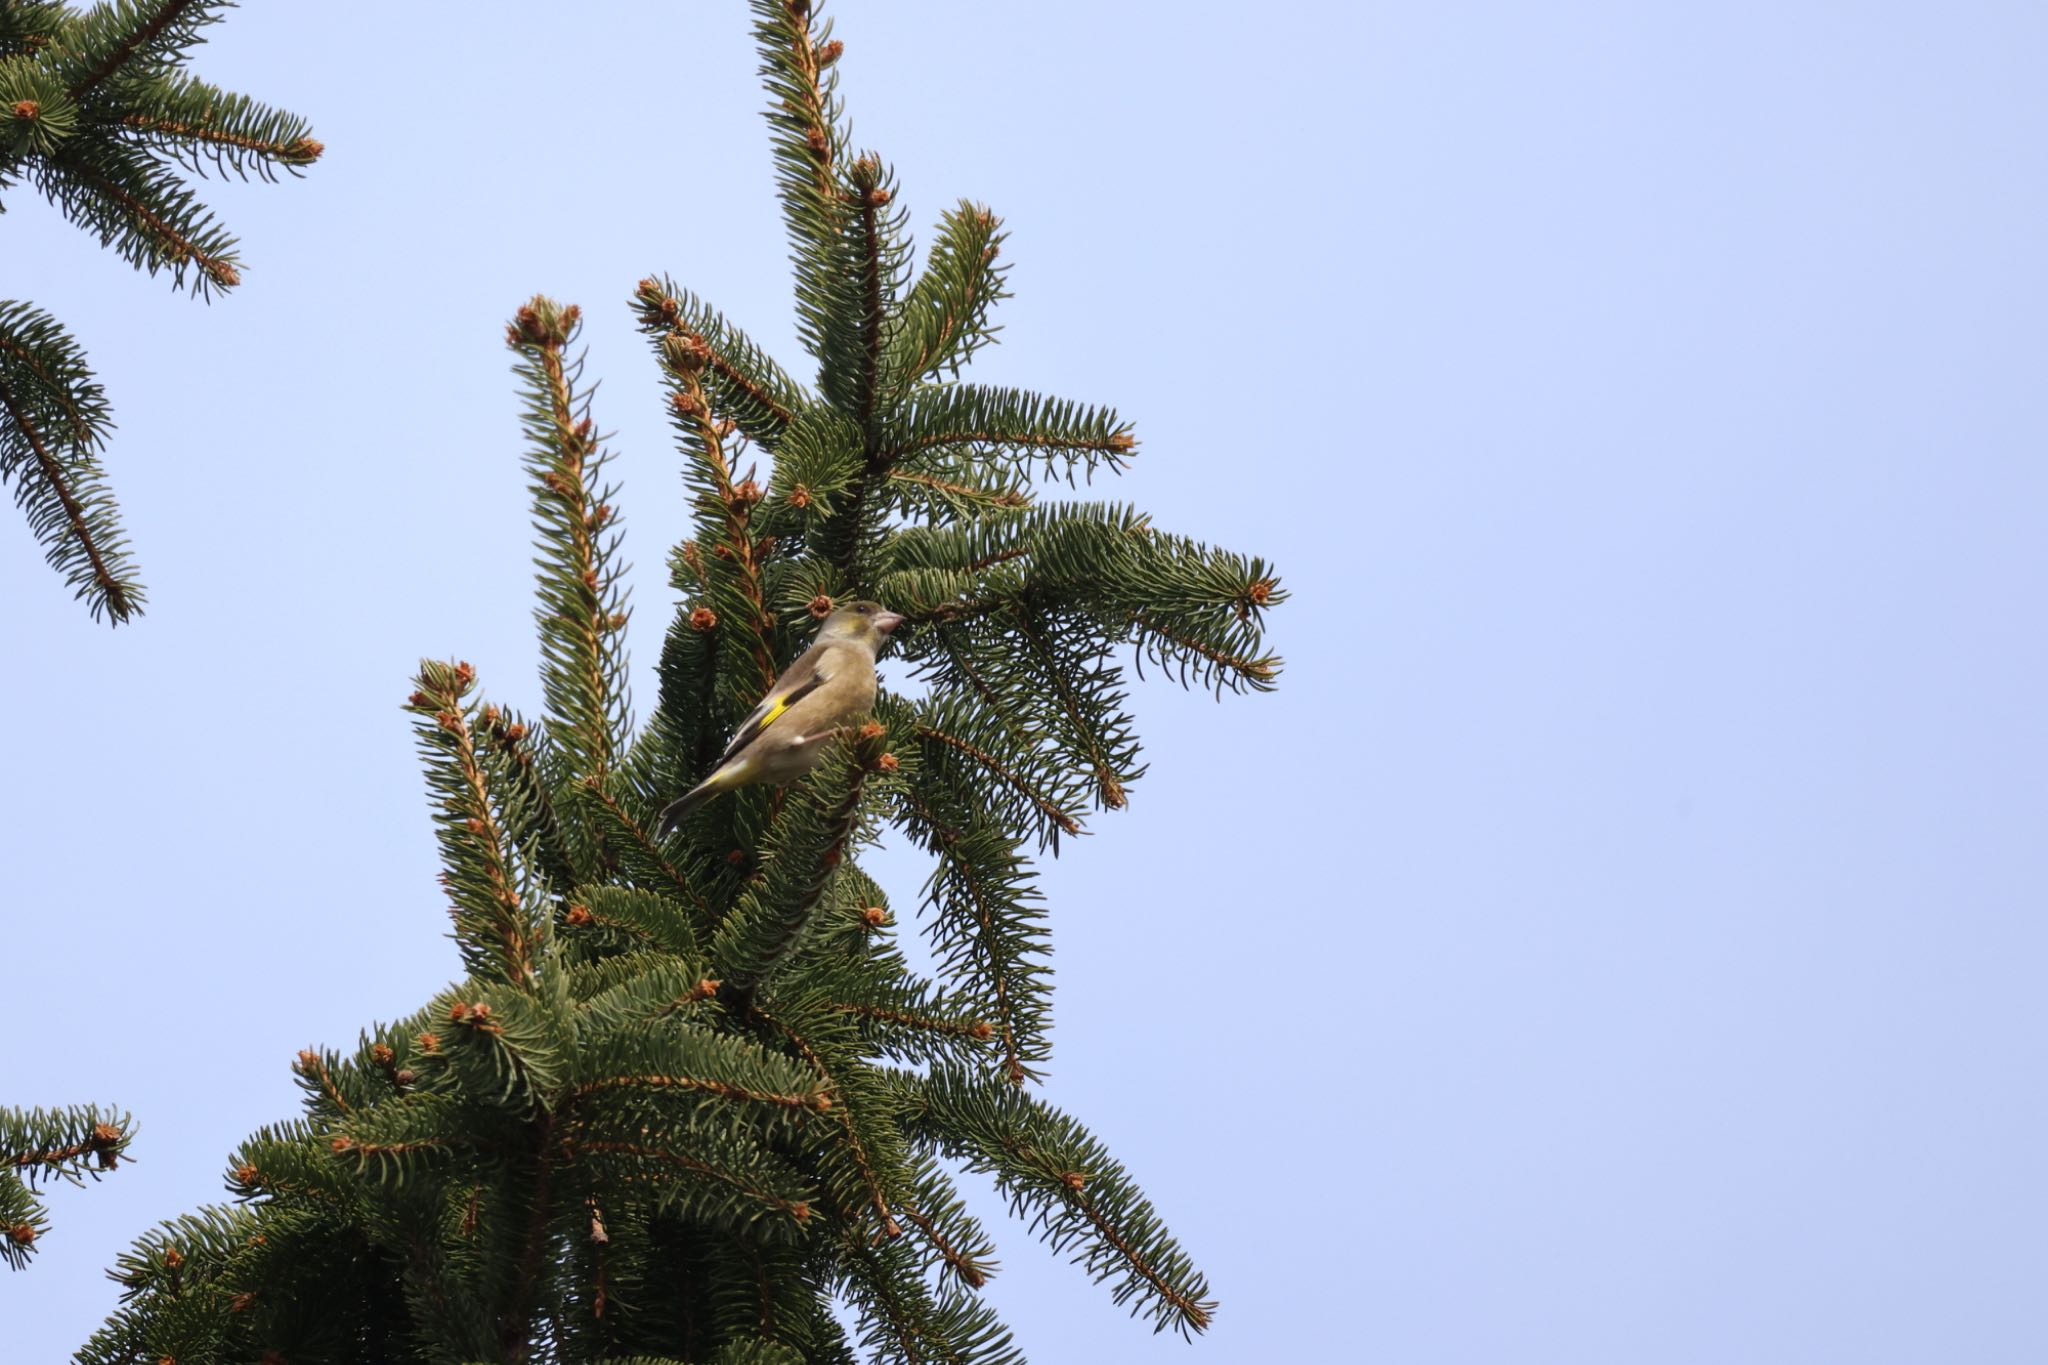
[1,0,320,622]
[0,1103,133,1270]
[81,3,1277,1359]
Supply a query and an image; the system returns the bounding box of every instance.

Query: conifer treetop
[77,4,1280,1360]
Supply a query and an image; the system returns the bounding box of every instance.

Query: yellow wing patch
[758,696,793,730]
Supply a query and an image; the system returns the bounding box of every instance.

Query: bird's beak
[873,610,905,634]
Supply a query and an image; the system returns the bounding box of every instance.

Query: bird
[657,600,904,832]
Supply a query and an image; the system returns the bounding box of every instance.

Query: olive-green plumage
[657,601,904,831]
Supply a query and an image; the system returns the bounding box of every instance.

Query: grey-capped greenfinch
[657,600,903,832]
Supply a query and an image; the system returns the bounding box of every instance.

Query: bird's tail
[656,777,719,834]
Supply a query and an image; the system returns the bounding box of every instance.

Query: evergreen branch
[406,660,545,989]
[750,1001,899,1239]
[915,1070,1215,1336]
[884,466,1029,514]
[1,1119,129,1173]
[34,149,242,290]
[830,1000,993,1043]
[508,297,634,787]
[881,201,1007,389]
[663,350,779,692]
[110,71,322,178]
[711,728,891,993]
[897,1199,990,1291]
[577,777,713,914]
[0,4,64,57]
[290,1048,353,1117]
[119,108,322,164]
[0,1104,131,1270]
[564,887,704,961]
[878,384,1134,480]
[633,277,807,445]
[839,1236,1023,1365]
[574,1071,825,1114]
[1129,609,1280,691]
[0,337,142,621]
[61,0,210,99]
[1016,610,1131,811]
[574,1020,831,1115]
[478,704,583,893]
[850,161,887,433]
[890,789,1050,1085]
[915,722,1082,839]
[569,1141,814,1227]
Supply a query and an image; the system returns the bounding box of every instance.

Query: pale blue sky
[7,2,2048,1360]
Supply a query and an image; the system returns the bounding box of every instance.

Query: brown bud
[455,661,476,686]
[8,1223,34,1245]
[417,1032,441,1052]
[1108,431,1137,453]
[875,753,900,772]
[860,906,888,928]
[330,1137,353,1154]
[230,1292,257,1313]
[12,101,40,121]
[790,484,812,509]
[464,818,486,835]
[726,848,747,865]
[805,126,830,158]
[636,277,659,298]
[690,606,718,631]
[505,722,527,741]
[970,1020,994,1040]
[163,1247,184,1269]
[791,1201,812,1221]
[670,390,705,418]
[695,978,721,999]
[731,478,762,507]
[564,904,593,926]
[865,186,892,207]
[662,332,711,372]
[1061,1171,1087,1191]
[295,1050,318,1069]
[857,721,885,740]
[448,1002,470,1022]
[407,690,427,707]
[815,39,843,66]
[370,1044,395,1065]
[808,594,834,619]
[811,1093,833,1112]
[1246,578,1275,607]
[394,1069,417,1087]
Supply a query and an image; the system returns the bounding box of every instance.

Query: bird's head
[817,600,905,652]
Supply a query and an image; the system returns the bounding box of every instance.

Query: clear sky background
[6,1,2048,1360]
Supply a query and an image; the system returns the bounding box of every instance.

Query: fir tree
[75,3,1281,1359]
[0,0,320,623]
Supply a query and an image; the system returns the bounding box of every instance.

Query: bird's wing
[718,648,832,765]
